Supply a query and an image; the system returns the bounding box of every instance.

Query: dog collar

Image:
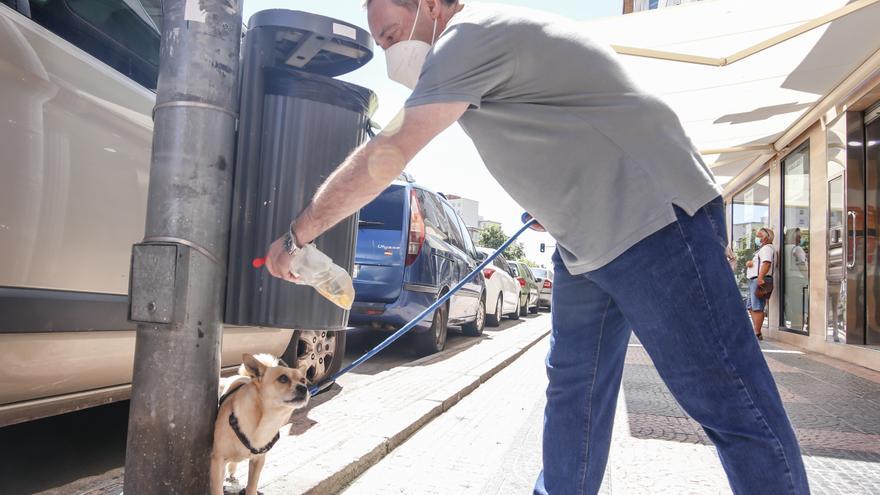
[228,411,281,455]
[218,382,280,455]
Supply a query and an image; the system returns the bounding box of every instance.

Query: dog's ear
[241,353,267,380]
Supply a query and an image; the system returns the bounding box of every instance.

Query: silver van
[0,1,343,426]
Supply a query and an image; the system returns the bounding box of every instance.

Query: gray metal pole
[124,0,242,492]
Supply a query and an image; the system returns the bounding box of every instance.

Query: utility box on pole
[124,1,242,492]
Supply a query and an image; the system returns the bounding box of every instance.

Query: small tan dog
[211,353,309,495]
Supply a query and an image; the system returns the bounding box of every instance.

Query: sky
[241,1,624,267]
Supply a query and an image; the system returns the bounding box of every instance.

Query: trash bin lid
[248,9,374,78]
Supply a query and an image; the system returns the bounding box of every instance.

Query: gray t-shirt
[407,3,722,274]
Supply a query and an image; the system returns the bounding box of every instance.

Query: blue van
[350,177,487,355]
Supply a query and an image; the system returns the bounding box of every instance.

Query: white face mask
[385,0,438,90]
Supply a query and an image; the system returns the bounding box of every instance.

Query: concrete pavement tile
[261,433,389,495]
[423,374,482,411]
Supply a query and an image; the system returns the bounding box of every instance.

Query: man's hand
[757,277,765,287]
[264,235,301,283]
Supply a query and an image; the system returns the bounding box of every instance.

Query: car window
[416,189,449,243]
[28,0,162,89]
[509,262,520,277]
[493,255,511,274]
[359,185,405,231]
[441,203,467,252]
[454,213,478,258]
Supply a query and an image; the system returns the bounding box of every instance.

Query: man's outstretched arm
[265,101,469,281]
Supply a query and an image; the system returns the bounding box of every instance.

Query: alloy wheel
[293,330,339,384]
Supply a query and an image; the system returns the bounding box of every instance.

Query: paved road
[0,315,539,495]
[344,338,880,495]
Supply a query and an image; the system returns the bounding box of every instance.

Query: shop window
[781,142,811,334]
[826,116,847,343]
[731,174,771,304]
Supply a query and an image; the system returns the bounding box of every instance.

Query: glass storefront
[827,116,847,343]
[731,174,771,303]
[781,143,811,334]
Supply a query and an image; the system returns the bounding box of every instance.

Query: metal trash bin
[225,10,375,330]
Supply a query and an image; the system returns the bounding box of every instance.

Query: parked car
[531,267,554,310]
[351,178,487,355]
[0,3,337,427]
[509,261,540,315]
[476,247,522,326]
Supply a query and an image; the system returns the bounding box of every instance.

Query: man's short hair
[363,0,457,9]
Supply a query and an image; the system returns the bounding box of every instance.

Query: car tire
[509,293,521,320]
[529,296,539,314]
[282,330,347,386]
[519,293,529,316]
[414,303,448,356]
[462,296,486,336]
[486,294,502,327]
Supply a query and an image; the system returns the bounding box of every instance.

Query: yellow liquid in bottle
[315,287,354,310]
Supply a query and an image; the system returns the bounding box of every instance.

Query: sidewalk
[607,339,880,494]
[51,315,551,495]
[343,336,880,495]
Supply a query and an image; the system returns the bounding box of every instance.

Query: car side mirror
[475,251,487,261]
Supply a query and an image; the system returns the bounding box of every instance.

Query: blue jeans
[534,197,809,495]
[748,276,771,312]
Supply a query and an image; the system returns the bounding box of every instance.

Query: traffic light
[540,243,546,253]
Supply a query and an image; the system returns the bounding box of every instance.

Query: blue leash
[309,218,537,396]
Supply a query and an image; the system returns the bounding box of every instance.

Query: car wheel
[509,293,521,320]
[414,303,448,356]
[519,292,529,316]
[282,329,347,386]
[486,294,502,327]
[529,295,539,314]
[462,297,485,336]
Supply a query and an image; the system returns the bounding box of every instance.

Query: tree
[519,258,538,268]
[477,224,527,261]
[505,241,527,261]
[477,225,507,250]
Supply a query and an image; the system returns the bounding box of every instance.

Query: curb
[266,321,551,494]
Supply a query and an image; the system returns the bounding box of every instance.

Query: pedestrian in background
[746,227,775,340]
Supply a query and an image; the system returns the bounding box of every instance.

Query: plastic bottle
[291,244,355,309]
[253,244,355,309]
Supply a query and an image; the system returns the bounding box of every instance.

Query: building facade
[724,96,880,372]
[615,0,880,372]
[624,0,703,14]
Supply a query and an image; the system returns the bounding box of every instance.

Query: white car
[476,248,522,326]
[0,2,343,427]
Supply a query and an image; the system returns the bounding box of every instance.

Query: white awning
[583,0,880,191]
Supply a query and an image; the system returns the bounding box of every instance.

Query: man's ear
[241,354,267,380]
[425,0,441,20]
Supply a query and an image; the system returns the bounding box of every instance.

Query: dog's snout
[295,384,308,396]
